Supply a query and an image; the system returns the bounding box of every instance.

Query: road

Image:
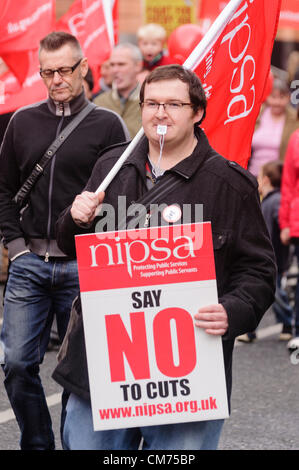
[0,283,299,452]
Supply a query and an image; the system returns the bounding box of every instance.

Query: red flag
[193,0,282,168]
[1,51,30,85]
[0,50,47,114]
[0,0,55,84]
[279,0,299,30]
[56,0,113,92]
[199,0,299,32]
[198,1,230,35]
[112,0,119,44]
[0,0,55,52]
[94,0,282,192]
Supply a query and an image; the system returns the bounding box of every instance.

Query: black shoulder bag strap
[14,101,97,208]
[120,152,220,230]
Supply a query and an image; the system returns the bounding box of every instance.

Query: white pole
[95,0,243,194]
[102,0,115,48]
[95,127,144,193]
[183,0,243,70]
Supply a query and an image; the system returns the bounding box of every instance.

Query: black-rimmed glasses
[40,58,82,79]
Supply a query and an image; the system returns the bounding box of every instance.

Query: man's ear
[193,108,204,124]
[80,57,89,78]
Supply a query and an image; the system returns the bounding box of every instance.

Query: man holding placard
[53,65,276,450]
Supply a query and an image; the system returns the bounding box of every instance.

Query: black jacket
[53,127,276,405]
[0,91,129,259]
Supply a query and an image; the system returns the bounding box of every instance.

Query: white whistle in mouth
[157,125,167,135]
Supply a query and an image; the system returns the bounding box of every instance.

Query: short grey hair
[112,43,143,62]
[272,78,290,95]
[39,31,83,60]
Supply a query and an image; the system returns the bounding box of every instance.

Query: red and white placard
[75,222,229,431]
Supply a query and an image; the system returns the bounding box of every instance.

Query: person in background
[93,59,113,98]
[137,23,174,71]
[279,123,299,350]
[248,78,299,178]
[0,31,129,451]
[83,67,94,100]
[94,43,143,138]
[238,160,293,343]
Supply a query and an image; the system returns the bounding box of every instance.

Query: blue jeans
[0,252,79,450]
[272,274,293,328]
[63,394,224,450]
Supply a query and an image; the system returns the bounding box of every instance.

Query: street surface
[0,284,298,452]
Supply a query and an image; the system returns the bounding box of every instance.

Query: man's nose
[155,103,167,117]
[52,70,63,83]
[110,64,119,73]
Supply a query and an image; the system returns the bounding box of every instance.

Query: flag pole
[95,127,144,194]
[183,0,243,70]
[95,0,243,194]
[102,0,115,48]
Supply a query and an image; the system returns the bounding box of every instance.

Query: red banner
[199,0,299,31]
[0,0,55,86]
[279,0,299,30]
[112,0,119,44]
[0,0,55,53]
[1,51,30,86]
[194,0,281,168]
[198,0,229,35]
[0,50,47,114]
[56,0,113,92]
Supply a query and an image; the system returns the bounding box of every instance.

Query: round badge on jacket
[162,204,182,223]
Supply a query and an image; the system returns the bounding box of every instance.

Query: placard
[143,0,197,38]
[75,222,229,431]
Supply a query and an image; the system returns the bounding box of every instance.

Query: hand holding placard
[194,304,228,336]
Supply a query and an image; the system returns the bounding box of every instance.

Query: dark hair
[139,64,207,124]
[39,31,83,59]
[261,160,283,188]
[84,67,94,92]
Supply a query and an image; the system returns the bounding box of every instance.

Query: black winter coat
[53,127,276,406]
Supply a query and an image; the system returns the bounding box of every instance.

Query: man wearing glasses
[0,31,129,450]
[52,65,276,450]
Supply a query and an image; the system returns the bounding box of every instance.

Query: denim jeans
[0,252,79,450]
[63,394,224,450]
[272,274,293,328]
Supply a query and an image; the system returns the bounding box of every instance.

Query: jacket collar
[111,82,141,104]
[47,89,89,116]
[143,52,163,70]
[262,188,280,201]
[124,126,213,180]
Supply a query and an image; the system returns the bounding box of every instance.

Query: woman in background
[248,78,298,177]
